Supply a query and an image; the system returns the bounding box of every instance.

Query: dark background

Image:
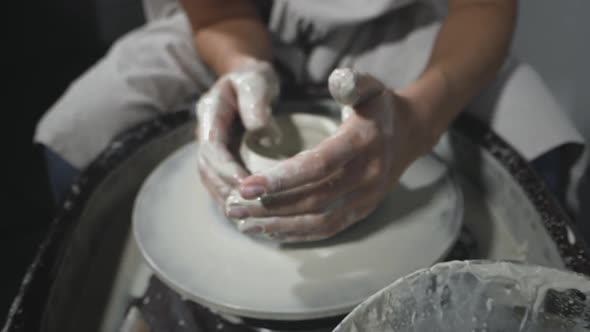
[2,0,144,319]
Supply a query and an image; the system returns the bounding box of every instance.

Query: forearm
[180,0,272,75]
[399,0,517,143]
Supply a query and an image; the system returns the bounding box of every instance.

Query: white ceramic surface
[132,142,463,320]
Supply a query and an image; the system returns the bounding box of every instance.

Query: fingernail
[242,225,263,235]
[241,185,265,199]
[227,206,250,219]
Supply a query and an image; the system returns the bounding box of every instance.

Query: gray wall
[513,0,590,142]
[513,0,589,237]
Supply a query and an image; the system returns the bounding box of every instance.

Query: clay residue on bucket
[334,261,590,332]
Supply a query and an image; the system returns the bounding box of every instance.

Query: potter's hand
[228,68,436,242]
[196,59,279,205]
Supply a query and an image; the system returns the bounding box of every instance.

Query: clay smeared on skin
[195,60,280,203]
[233,68,400,241]
[329,68,385,110]
[328,69,361,106]
[227,113,339,229]
[196,59,280,156]
[228,63,280,131]
[256,68,394,194]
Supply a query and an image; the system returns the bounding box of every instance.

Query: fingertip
[242,104,272,132]
[240,175,266,187]
[328,68,384,108]
[239,175,269,199]
[241,225,263,235]
[328,68,359,106]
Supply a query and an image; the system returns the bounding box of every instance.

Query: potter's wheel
[133,140,463,321]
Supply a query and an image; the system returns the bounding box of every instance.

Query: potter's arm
[179,0,273,75]
[398,0,517,143]
[184,0,281,207]
[232,0,517,243]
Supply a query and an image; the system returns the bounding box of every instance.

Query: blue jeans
[44,147,80,204]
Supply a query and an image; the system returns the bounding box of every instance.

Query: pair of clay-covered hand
[197,60,428,242]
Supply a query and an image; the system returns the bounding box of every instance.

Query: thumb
[328,68,385,107]
[230,65,280,132]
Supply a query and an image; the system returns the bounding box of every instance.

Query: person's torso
[273,0,416,25]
